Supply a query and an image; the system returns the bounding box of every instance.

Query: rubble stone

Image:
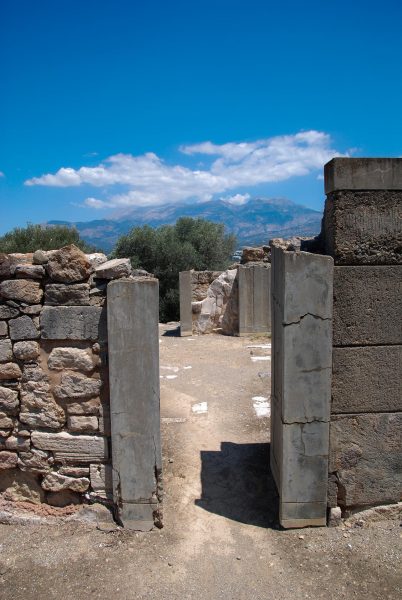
[12,340,40,362]
[89,463,113,498]
[9,315,40,341]
[41,471,90,493]
[53,372,102,400]
[14,264,45,279]
[67,415,98,432]
[0,305,19,319]
[0,413,15,428]
[0,279,43,304]
[0,362,22,380]
[5,435,31,452]
[66,397,101,415]
[18,448,52,473]
[0,339,13,362]
[86,253,108,269]
[0,321,7,336]
[0,450,18,469]
[0,386,19,413]
[20,365,65,429]
[46,244,92,283]
[48,347,94,372]
[45,283,90,306]
[94,258,131,279]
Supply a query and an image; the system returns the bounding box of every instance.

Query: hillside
[49,197,322,253]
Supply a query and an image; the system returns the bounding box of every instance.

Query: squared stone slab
[31,431,108,463]
[324,158,402,193]
[329,413,402,509]
[238,265,271,335]
[41,306,107,341]
[280,502,327,529]
[332,345,402,413]
[45,283,90,305]
[322,189,402,265]
[333,266,402,346]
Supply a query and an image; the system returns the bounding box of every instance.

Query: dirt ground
[0,323,401,599]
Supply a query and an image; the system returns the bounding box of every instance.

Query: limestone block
[46,244,92,283]
[0,362,22,380]
[44,283,90,305]
[5,435,30,452]
[333,266,402,346]
[66,397,101,415]
[0,451,18,469]
[0,305,19,319]
[0,413,15,428]
[332,346,402,413]
[280,502,328,528]
[54,373,102,400]
[41,472,90,493]
[67,415,98,432]
[59,466,89,477]
[0,279,43,304]
[32,249,55,265]
[94,258,131,280]
[89,463,113,498]
[0,253,32,278]
[323,190,402,265]
[0,339,13,363]
[86,253,108,269]
[40,306,106,341]
[48,347,94,372]
[9,315,40,341]
[0,321,7,336]
[14,264,45,279]
[324,157,402,193]
[0,386,19,413]
[241,247,266,263]
[329,413,402,508]
[18,448,52,473]
[31,431,108,463]
[12,340,40,362]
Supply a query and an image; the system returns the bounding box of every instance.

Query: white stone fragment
[192,402,208,414]
[252,396,271,418]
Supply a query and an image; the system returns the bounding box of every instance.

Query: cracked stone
[41,471,90,493]
[0,279,43,304]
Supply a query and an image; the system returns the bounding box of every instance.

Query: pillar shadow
[161,325,181,337]
[195,442,278,528]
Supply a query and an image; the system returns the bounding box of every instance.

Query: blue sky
[1,0,401,233]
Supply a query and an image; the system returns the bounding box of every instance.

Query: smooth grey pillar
[238,265,271,336]
[270,247,333,528]
[179,271,193,336]
[107,278,162,531]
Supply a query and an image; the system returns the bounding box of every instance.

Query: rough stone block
[324,158,402,193]
[18,448,52,473]
[329,413,402,508]
[20,365,65,429]
[323,190,402,265]
[9,315,40,341]
[0,305,19,319]
[94,258,131,280]
[46,245,92,283]
[48,347,94,372]
[66,397,101,415]
[0,321,7,336]
[41,306,106,341]
[14,264,45,279]
[332,346,402,413]
[41,472,90,493]
[0,386,19,413]
[45,283,90,305]
[31,431,108,463]
[12,341,40,362]
[0,451,18,469]
[0,339,13,363]
[90,463,113,498]
[67,415,98,432]
[53,373,102,400]
[333,266,402,346]
[0,279,43,304]
[0,362,22,380]
[0,413,15,428]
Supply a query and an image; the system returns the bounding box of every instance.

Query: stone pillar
[270,246,333,528]
[238,265,271,336]
[324,158,402,513]
[107,278,162,530]
[179,271,193,336]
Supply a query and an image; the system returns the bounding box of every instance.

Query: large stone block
[332,346,402,413]
[94,258,131,280]
[324,158,402,193]
[323,190,402,265]
[329,413,402,508]
[333,266,402,346]
[0,279,43,304]
[45,283,90,305]
[238,265,271,335]
[41,306,106,341]
[31,431,108,463]
[46,245,92,283]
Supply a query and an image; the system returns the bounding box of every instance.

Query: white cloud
[25,131,346,209]
[220,193,251,205]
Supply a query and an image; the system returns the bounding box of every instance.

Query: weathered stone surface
[41,472,90,493]
[0,339,13,362]
[9,315,40,341]
[333,266,402,346]
[94,258,131,280]
[192,270,238,335]
[31,431,108,463]
[14,264,45,279]
[90,463,113,498]
[0,321,7,336]
[323,190,402,265]
[0,451,18,469]
[46,244,92,283]
[66,397,101,415]
[18,448,52,473]
[0,253,33,278]
[46,490,81,507]
[0,413,14,428]
[5,435,30,452]
[324,157,402,193]
[20,365,65,429]
[0,362,22,380]
[332,346,402,413]
[48,347,94,372]
[238,265,271,335]
[41,306,106,341]
[86,253,108,269]
[0,470,45,503]
[45,283,90,306]
[32,249,55,265]
[54,373,102,400]
[0,386,19,413]
[59,466,89,477]
[20,304,42,315]
[179,271,192,336]
[0,279,43,304]
[0,305,19,319]
[67,415,98,432]
[13,340,40,361]
[241,247,266,263]
[329,413,402,508]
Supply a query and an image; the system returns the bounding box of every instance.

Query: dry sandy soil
[0,324,401,599]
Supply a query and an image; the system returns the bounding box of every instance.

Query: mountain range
[49,197,322,253]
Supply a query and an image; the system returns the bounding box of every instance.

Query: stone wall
[323,158,402,514]
[0,245,131,508]
[192,269,237,334]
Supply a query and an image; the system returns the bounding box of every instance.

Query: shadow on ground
[162,325,181,337]
[195,442,278,528]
